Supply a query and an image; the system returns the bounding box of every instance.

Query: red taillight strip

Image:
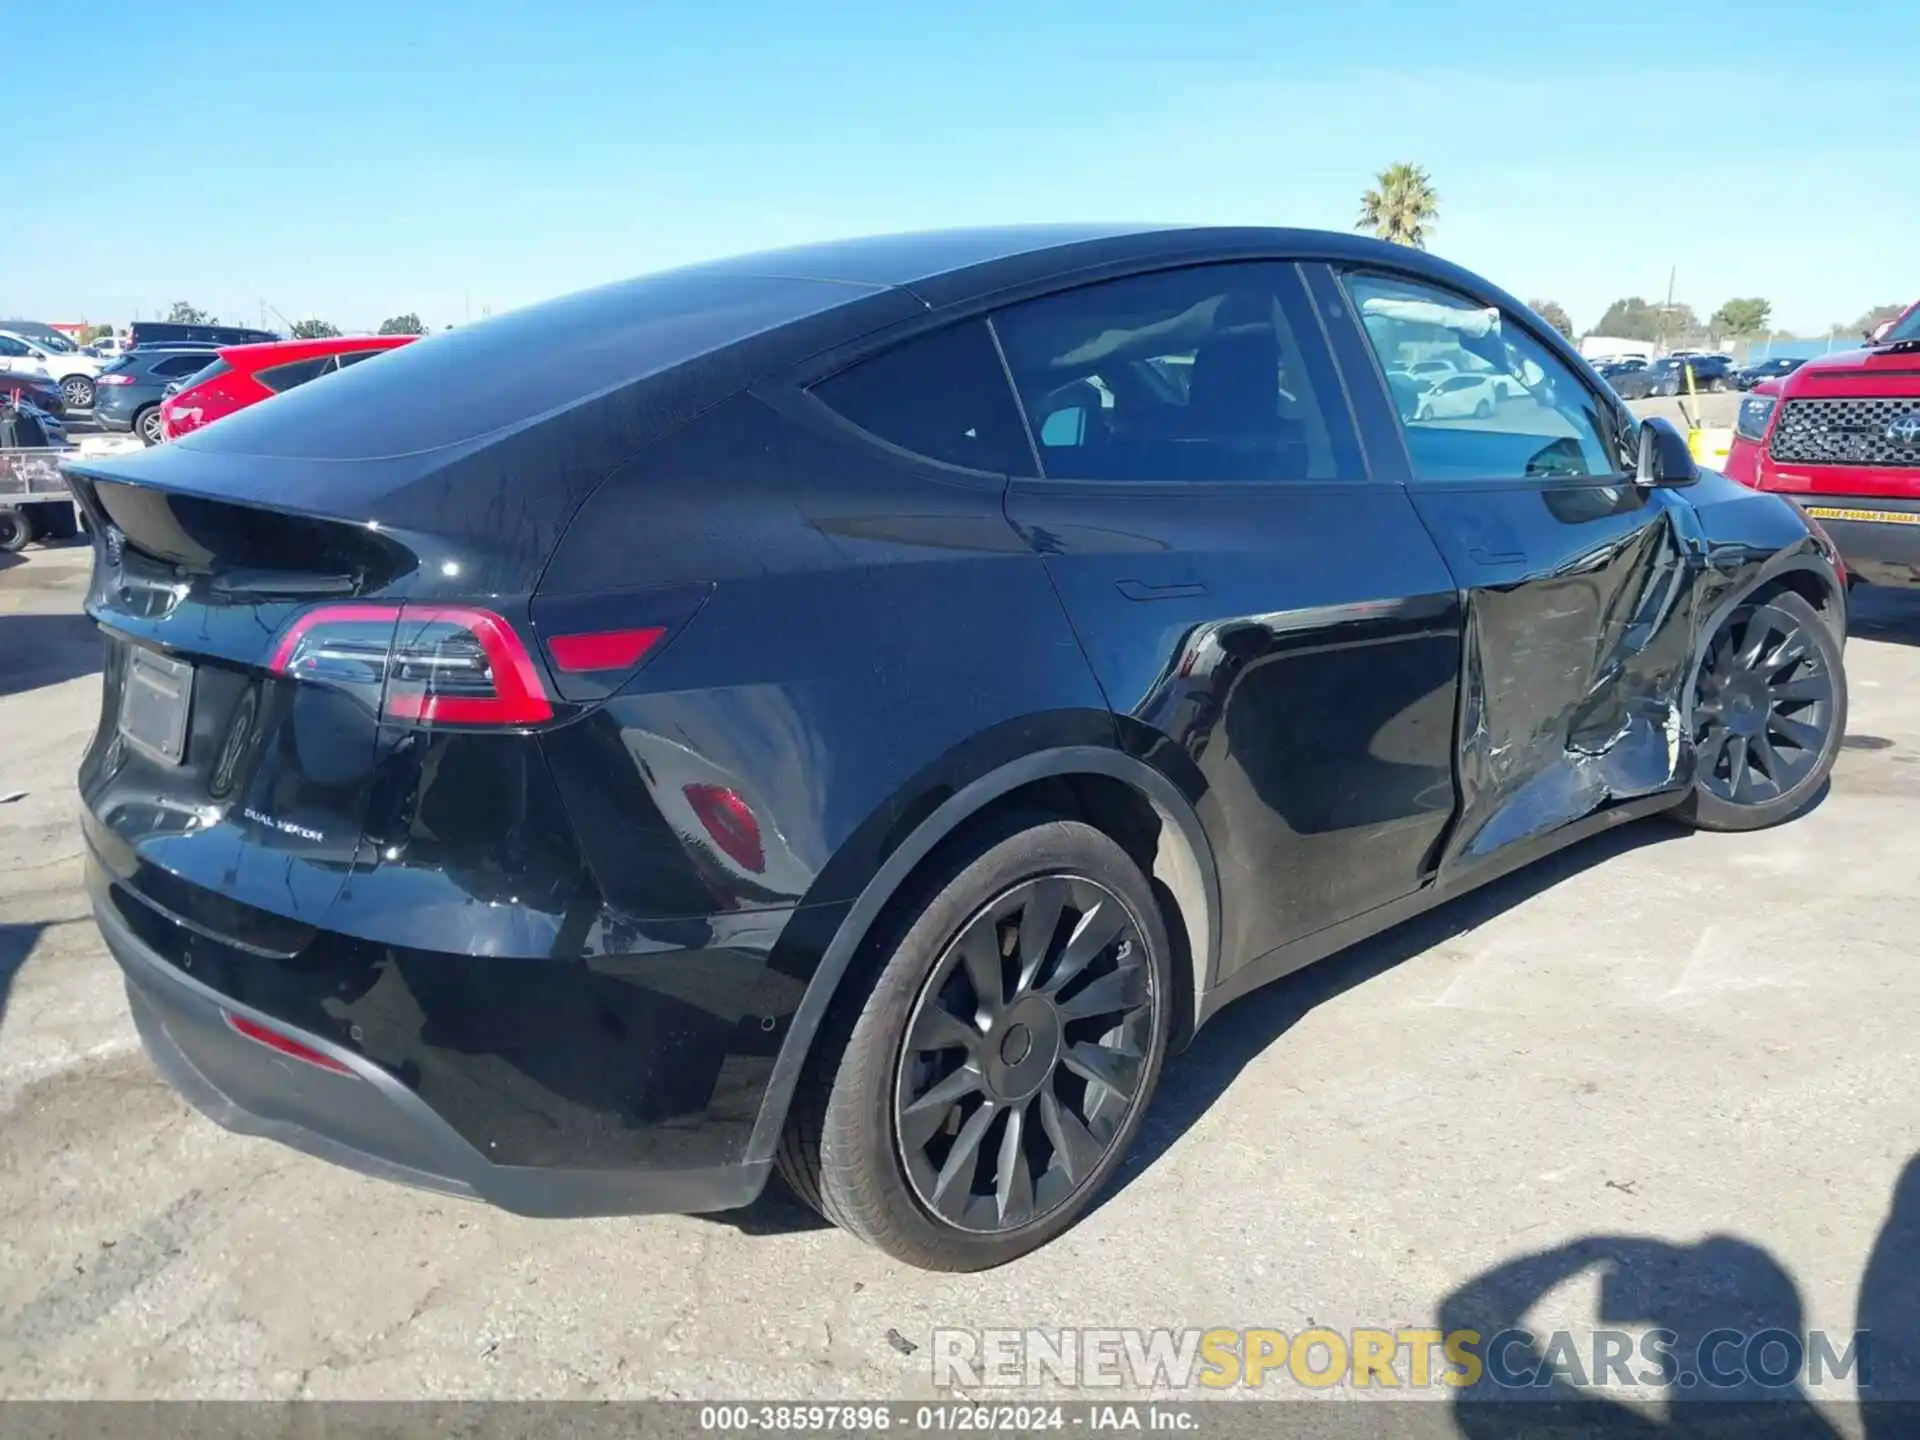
[384,605,553,725]
[267,601,554,727]
[546,626,666,674]
[225,1011,352,1074]
[267,603,402,674]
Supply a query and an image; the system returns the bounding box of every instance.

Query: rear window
[177,271,867,461]
[256,356,336,393]
[153,353,221,378]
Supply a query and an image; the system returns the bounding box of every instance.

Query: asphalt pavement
[3,540,1920,1404]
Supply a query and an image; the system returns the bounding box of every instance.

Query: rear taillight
[96,373,135,386]
[269,602,554,727]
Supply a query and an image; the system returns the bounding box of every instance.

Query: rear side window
[811,320,1033,474]
[257,356,337,393]
[175,358,231,388]
[992,262,1362,483]
[336,348,386,370]
[154,354,219,378]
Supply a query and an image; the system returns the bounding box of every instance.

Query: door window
[1344,273,1624,481]
[810,319,1035,474]
[992,262,1361,483]
[0,337,30,359]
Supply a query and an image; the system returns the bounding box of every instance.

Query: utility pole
[1660,265,1676,353]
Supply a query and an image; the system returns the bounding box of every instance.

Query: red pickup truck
[1724,300,1920,586]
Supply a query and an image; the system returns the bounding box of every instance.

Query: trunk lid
[74,466,433,933]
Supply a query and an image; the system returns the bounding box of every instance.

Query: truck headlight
[1734,395,1777,443]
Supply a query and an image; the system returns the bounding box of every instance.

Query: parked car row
[84,334,418,444]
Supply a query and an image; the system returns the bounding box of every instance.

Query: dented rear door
[1322,266,1698,884]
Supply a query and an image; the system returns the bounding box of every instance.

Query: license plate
[1802,505,1920,528]
[119,646,193,765]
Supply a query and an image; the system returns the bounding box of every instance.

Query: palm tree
[1356,164,1440,249]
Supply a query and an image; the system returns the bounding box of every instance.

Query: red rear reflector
[225,1011,352,1074]
[546,626,666,674]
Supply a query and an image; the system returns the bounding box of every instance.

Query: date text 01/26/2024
[696,1404,1199,1432]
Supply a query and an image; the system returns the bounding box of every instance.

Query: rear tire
[778,812,1172,1271]
[136,405,163,446]
[1473,398,1492,419]
[0,510,34,552]
[1673,590,1846,832]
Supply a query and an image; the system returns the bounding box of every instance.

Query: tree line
[1352,165,1900,347]
[152,302,428,337]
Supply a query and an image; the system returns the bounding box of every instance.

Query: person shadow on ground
[1438,1234,1845,1438]
[1435,1151,1920,1438]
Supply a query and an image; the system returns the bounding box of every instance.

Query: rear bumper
[91,861,771,1218]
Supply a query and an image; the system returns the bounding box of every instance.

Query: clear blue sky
[5,0,1910,336]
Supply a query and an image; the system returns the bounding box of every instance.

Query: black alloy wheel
[1679,590,1846,831]
[894,874,1155,1234]
[779,814,1172,1270]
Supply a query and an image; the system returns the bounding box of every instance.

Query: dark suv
[90,349,220,443]
[72,227,1848,1270]
[126,321,279,352]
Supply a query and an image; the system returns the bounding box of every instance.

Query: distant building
[1579,334,1658,362]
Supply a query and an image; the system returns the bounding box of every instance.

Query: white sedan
[0,331,106,410]
[1414,372,1501,420]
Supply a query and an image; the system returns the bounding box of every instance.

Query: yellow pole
[1682,361,1707,460]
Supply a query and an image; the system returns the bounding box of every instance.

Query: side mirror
[1636,415,1699,487]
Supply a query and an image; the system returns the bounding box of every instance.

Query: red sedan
[159,334,417,440]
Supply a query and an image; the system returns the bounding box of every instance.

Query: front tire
[60,375,94,410]
[1674,590,1846,832]
[1473,398,1492,419]
[779,813,1172,1270]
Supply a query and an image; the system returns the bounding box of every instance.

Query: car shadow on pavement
[1102,818,1687,1214]
[1849,586,1920,648]
[1432,1149,1920,1436]
[0,921,48,1042]
[0,613,104,697]
[707,820,1693,1242]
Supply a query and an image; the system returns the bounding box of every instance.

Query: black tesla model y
[74,226,1849,1270]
